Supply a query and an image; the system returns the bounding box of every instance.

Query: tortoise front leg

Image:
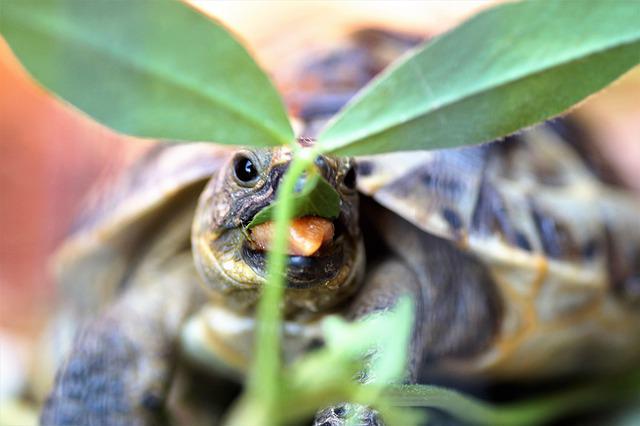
[41,255,201,426]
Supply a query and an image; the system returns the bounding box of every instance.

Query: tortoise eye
[343,166,356,190]
[233,155,259,183]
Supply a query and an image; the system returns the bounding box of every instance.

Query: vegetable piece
[250,217,334,256]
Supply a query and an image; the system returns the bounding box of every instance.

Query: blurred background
[1,0,639,401]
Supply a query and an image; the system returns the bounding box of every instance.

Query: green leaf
[269,298,417,425]
[322,297,413,383]
[0,0,293,146]
[317,0,640,156]
[246,169,340,229]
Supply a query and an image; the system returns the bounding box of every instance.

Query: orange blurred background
[1,0,639,342]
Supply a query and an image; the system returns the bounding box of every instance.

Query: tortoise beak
[241,214,348,289]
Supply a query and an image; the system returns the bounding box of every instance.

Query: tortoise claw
[313,404,383,426]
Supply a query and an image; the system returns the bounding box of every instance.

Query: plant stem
[244,146,318,424]
[386,369,640,425]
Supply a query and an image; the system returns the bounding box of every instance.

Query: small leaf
[246,170,340,229]
[317,0,640,156]
[323,297,414,383]
[0,0,293,147]
[272,298,417,425]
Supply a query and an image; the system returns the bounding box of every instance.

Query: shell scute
[357,145,487,244]
[54,142,232,311]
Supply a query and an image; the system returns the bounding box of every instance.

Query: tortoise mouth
[241,218,348,289]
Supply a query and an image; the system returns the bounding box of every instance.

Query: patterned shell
[54,143,233,317]
[355,122,640,378]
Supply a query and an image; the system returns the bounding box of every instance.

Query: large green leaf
[0,0,293,146]
[317,0,640,156]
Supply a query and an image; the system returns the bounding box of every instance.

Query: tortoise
[38,29,640,425]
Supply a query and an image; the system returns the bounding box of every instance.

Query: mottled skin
[41,29,640,425]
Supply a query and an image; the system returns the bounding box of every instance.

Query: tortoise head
[192,145,364,314]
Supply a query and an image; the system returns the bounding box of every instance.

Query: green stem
[245,145,318,423]
[387,369,640,425]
